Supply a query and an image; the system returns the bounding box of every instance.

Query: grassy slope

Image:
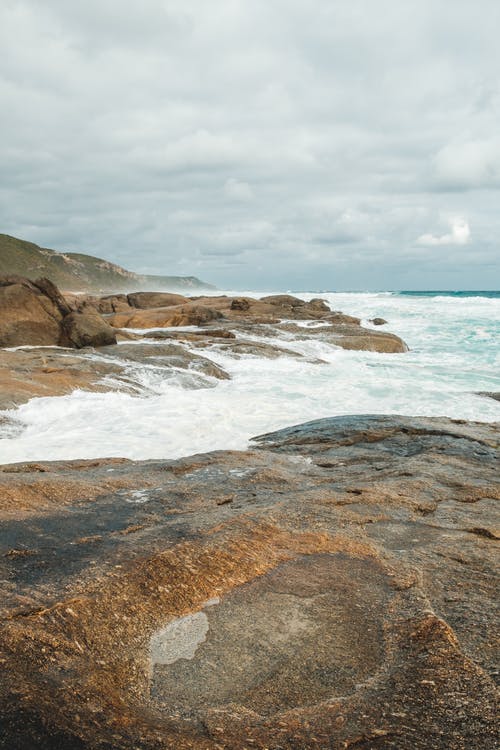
[0,234,214,292]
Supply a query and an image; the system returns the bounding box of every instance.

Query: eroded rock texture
[0,415,498,749]
[0,276,116,349]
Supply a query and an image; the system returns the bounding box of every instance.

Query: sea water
[0,291,498,463]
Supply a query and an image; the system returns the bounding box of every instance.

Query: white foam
[0,292,498,463]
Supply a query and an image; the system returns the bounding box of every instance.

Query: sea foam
[0,291,498,463]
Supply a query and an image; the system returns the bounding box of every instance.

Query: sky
[1,0,500,290]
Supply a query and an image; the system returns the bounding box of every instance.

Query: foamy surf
[0,291,498,463]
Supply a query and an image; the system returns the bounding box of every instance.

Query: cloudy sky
[1,0,499,290]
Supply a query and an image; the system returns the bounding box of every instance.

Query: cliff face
[0,234,215,292]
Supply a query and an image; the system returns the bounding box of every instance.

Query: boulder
[325,311,361,325]
[188,295,335,322]
[326,324,408,353]
[370,317,388,326]
[127,291,189,309]
[30,277,72,316]
[60,310,117,348]
[94,294,131,314]
[230,297,251,311]
[0,340,231,409]
[0,277,64,347]
[67,294,132,315]
[307,297,330,311]
[109,303,224,329]
[0,275,117,349]
[260,294,306,307]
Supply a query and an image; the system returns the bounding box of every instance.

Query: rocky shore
[0,415,498,749]
[1,276,498,748]
[0,276,407,410]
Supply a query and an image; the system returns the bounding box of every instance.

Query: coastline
[0,279,499,749]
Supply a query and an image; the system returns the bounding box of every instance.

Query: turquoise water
[398,291,500,299]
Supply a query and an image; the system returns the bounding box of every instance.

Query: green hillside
[0,234,215,293]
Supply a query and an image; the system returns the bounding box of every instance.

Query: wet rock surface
[0,415,498,749]
[0,342,229,409]
[103,293,407,354]
[0,292,407,408]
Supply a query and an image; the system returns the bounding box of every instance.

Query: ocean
[1,290,499,463]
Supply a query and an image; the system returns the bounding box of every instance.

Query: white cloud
[417,217,471,246]
[434,139,500,189]
[0,0,499,288]
[224,178,254,201]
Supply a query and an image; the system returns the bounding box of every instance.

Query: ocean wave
[1,292,498,463]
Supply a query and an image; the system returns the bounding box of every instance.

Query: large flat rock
[0,416,498,749]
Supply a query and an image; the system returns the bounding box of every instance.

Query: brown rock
[65,294,132,315]
[0,416,498,748]
[325,324,408,353]
[0,341,230,409]
[104,342,230,380]
[169,294,335,323]
[260,293,306,307]
[371,317,388,326]
[0,277,64,347]
[94,294,131,314]
[307,297,330,311]
[109,302,224,329]
[0,275,119,349]
[31,277,72,316]
[0,348,128,409]
[277,320,408,353]
[127,291,189,309]
[230,297,251,311]
[325,311,361,325]
[60,310,117,348]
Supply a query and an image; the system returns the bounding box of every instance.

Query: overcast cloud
[1,0,499,289]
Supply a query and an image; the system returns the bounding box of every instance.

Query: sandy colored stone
[109,302,224,328]
[0,276,118,350]
[127,292,189,309]
[0,342,229,409]
[0,415,498,749]
[60,310,117,348]
[0,281,63,347]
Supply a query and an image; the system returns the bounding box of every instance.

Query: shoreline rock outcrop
[0,341,230,410]
[0,415,498,749]
[0,275,117,349]
[103,293,408,353]
[0,288,408,409]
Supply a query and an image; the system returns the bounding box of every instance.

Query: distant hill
[0,234,216,293]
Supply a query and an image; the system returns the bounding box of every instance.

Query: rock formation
[109,302,224,329]
[102,293,408,354]
[0,275,69,347]
[0,276,117,349]
[0,415,498,749]
[0,342,230,409]
[0,285,410,408]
